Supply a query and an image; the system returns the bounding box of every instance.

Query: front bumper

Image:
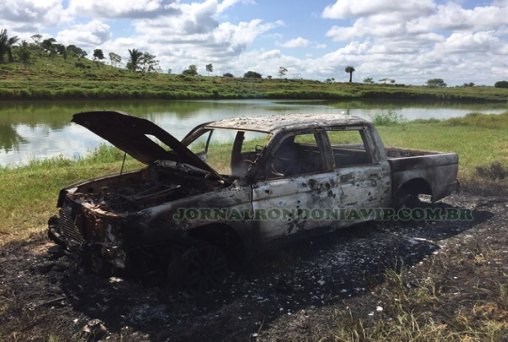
[47,210,126,274]
[48,209,85,251]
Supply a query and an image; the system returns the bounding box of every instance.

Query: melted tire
[168,241,229,293]
[395,190,422,209]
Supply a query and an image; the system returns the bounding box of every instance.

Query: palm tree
[127,49,143,71]
[345,66,355,83]
[0,29,20,63]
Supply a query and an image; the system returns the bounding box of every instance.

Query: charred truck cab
[48,111,458,290]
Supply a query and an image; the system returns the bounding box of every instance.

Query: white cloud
[214,20,282,50]
[13,0,275,75]
[0,0,69,30]
[136,0,219,34]
[67,0,179,18]
[322,0,435,19]
[127,17,281,61]
[326,18,406,41]
[258,49,282,59]
[217,0,254,13]
[91,0,282,76]
[118,0,282,65]
[436,31,502,53]
[281,37,310,48]
[56,20,111,47]
[67,0,250,19]
[408,2,508,32]
[319,0,508,85]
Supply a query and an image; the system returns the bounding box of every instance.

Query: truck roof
[205,113,368,133]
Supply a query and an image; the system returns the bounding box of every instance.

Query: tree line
[3,29,505,86]
[0,29,161,73]
[0,28,333,81]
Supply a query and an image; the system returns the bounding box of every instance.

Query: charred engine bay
[70,165,223,212]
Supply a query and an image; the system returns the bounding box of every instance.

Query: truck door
[325,126,391,228]
[251,130,339,241]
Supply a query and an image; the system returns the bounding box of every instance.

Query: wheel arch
[187,223,245,267]
[393,178,432,208]
[395,178,432,198]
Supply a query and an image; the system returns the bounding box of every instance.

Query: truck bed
[386,147,457,170]
[386,147,459,202]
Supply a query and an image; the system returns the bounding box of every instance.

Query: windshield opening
[186,128,271,177]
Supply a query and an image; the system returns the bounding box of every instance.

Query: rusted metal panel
[389,152,459,201]
[252,173,340,240]
[206,113,366,133]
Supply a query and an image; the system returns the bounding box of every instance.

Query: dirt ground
[0,192,506,341]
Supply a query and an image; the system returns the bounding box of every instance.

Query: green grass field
[377,113,508,178]
[1,53,508,101]
[0,145,143,244]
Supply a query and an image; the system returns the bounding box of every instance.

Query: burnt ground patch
[0,193,498,341]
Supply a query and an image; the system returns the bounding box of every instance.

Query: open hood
[72,111,223,179]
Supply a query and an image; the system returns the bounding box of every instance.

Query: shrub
[369,110,406,126]
[476,162,507,180]
[243,71,262,79]
[494,81,508,88]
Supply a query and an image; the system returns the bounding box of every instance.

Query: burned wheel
[168,241,229,292]
[183,242,229,291]
[395,188,422,209]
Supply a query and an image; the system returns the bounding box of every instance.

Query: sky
[1,0,507,86]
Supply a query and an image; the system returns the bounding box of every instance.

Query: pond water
[0,99,506,166]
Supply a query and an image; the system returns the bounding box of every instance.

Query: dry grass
[327,229,508,341]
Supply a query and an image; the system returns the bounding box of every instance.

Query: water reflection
[0,123,26,153]
[0,99,506,166]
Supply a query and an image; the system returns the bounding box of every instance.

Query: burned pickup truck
[48,111,458,290]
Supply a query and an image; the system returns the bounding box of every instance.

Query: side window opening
[231,131,270,177]
[266,132,324,178]
[186,128,270,177]
[326,129,372,168]
[186,128,236,175]
[186,130,212,160]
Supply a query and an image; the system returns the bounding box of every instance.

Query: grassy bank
[1,112,507,246]
[377,112,508,177]
[1,56,508,102]
[377,112,508,196]
[0,146,142,244]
